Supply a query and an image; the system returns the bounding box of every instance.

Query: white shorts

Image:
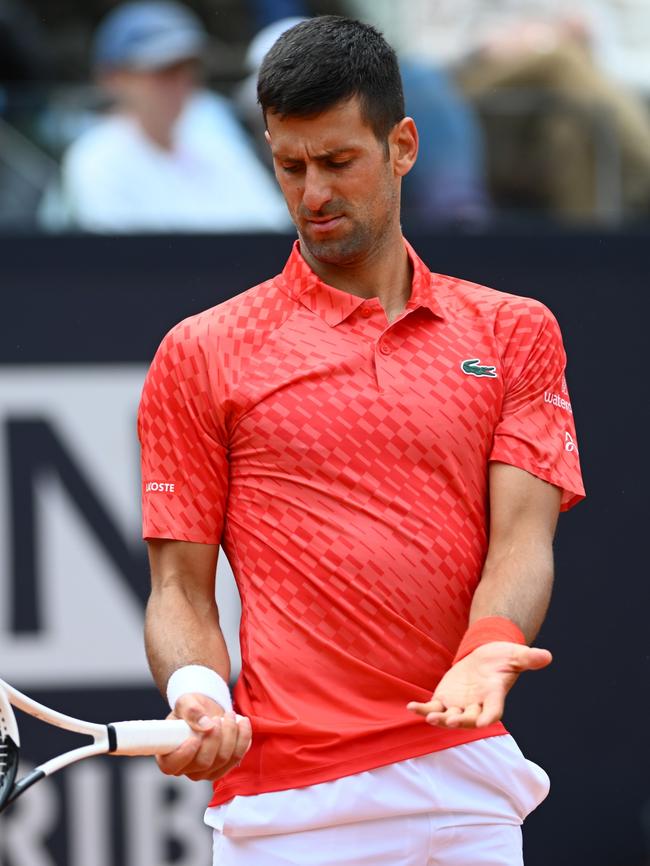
[207,734,549,865]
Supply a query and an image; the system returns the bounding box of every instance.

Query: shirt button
[379,341,392,355]
[360,306,372,318]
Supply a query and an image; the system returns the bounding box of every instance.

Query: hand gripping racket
[0,677,190,813]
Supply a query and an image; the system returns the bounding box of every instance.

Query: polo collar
[279,239,446,327]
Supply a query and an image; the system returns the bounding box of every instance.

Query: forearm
[145,579,252,783]
[144,581,231,698]
[470,536,554,643]
[408,466,559,727]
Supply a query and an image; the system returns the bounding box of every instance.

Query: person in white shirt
[57,0,290,233]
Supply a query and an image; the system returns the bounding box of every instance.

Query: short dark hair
[257,16,405,143]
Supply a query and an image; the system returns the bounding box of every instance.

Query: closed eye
[327,160,352,170]
[278,159,353,174]
[279,163,303,174]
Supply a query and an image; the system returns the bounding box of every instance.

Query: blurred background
[0,1,649,865]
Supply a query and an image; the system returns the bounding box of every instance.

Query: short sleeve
[138,321,228,542]
[490,302,585,511]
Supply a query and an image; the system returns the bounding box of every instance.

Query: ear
[264,129,272,147]
[390,116,418,178]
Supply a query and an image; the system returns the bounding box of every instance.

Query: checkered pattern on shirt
[138,239,584,803]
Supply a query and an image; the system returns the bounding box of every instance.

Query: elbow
[146,576,218,621]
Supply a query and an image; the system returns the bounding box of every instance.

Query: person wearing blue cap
[57,0,290,232]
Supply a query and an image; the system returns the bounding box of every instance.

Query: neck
[299,222,412,323]
[132,113,175,152]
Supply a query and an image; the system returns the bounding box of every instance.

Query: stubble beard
[300,217,374,266]
[298,177,400,267]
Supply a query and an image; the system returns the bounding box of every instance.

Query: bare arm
[467,461,560,640]
[145,539,230,692]
[407,462,561,728]
[146,538,251,781]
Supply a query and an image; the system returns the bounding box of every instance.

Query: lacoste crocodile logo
[461,358,498,378]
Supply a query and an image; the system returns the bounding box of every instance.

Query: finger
[184,715,254,781]
[524,647,553,670]
[216,712,239,763]
[424,709,449,726]
[174,695,220,734]
[407,698,445,717]
[476,691,505,727]
[426,706,465,728]
[233,716,253,763]
[187,756,237,782]
[505,645,552,673]
[186,718,247,782]
[156,735,203,776]
[185,718,226,776]
[438,706,466,728]
[455,703,482,728]
[439,702,483,729]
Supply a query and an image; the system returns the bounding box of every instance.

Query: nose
[302,165,333,214]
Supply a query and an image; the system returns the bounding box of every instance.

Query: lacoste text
[544,392,572,413]
[145,482,176,493]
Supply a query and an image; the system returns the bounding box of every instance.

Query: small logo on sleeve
[145,481,176,493]
[544,391,573,413]
[564,432,578,453]
[461,358,498,378]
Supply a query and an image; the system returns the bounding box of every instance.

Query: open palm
[407,642,552,729]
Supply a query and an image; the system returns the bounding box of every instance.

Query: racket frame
[0,678,192,813]
[0,685,20,806]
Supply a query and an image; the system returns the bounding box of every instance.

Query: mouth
[305,216,344,234]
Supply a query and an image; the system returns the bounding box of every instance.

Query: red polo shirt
[138,239,584,805]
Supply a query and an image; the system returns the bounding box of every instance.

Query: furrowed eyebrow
[273,148,358,162]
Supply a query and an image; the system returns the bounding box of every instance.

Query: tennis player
[139,16,585,866]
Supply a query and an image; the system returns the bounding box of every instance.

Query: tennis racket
[0,677,191,813]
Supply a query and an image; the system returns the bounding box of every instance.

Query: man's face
[104,59,197,130]
[266,98,406,266]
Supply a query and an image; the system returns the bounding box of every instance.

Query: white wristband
[166,665,233,714]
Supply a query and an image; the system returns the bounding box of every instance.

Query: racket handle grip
[108,719,192,756]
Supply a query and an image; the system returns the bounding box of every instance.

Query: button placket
[374,335,395,390]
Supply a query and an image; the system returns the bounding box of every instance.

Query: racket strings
[0,742,8,782]
[0,734,11,785]
[0,711,9,779]
[0,707,19,801]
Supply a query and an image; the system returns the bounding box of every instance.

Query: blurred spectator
[236,16,307,162]
[0,0,50,89]
[247,0,346,32]
[248,0,309,31]
[46,0,290,233]
[0,0,55,230]
[347,0,650,222]
[586,0,650,97]
[237,16,490,227]
[399,61,489,226]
